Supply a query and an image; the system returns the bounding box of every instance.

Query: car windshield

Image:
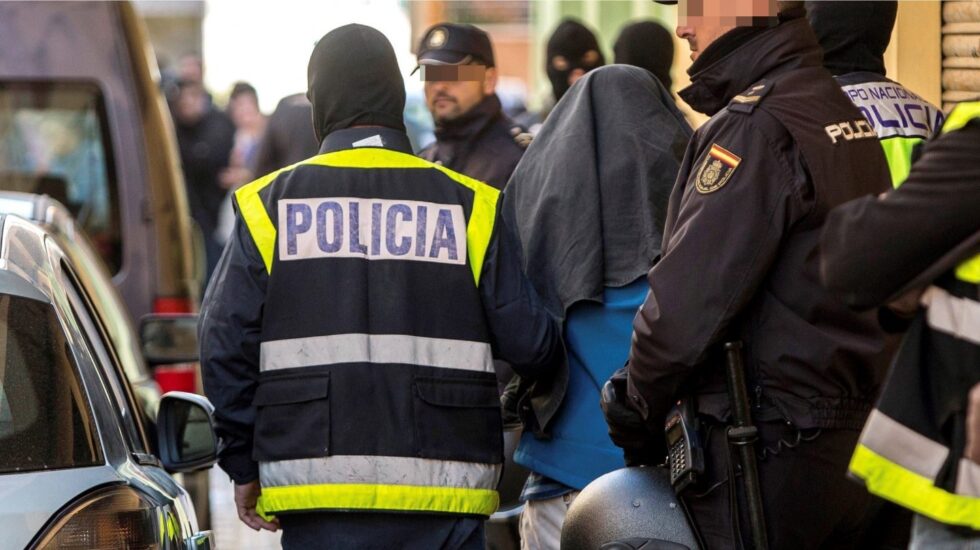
[0,293,102,473]
[0,82,121,272]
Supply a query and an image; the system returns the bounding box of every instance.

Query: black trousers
[682,419,875,550]
[278,512,485,550]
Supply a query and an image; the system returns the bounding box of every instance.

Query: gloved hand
[601,367,666,467]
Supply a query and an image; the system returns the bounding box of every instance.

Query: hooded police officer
[806,0,944,187]
[416,23,527,190]
[603,1,894,548]
[200,24,563,549]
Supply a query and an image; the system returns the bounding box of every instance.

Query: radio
[664,399,705,493]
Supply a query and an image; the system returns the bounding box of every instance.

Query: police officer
[200,24,563,549]
[821,101,980,546]
[806,1,944,187]
[604,2,893,548]
[417,23,526,190]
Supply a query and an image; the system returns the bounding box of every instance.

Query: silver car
[0,213,214,549]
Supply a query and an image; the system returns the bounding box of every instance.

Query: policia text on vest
[200,126,563,525]
[280,198,465,264]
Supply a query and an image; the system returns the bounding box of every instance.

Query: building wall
[132,0,204,72]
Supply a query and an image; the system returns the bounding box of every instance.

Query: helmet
[561,467,701,550]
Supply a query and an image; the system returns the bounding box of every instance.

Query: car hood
[0,465,121,549]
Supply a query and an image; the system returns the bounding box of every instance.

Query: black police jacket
[200,127,563,485]
[421,94,525,190]
[626,16,893,435]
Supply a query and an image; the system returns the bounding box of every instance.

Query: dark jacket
[820,119,980,309]
[250,93,318,177]
[200,127,564,485]
[420,94,524,190]
[626,16,893,437]
[821,113,980,530]
[174,107,235,237]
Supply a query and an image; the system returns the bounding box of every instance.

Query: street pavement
[210,470,282,549]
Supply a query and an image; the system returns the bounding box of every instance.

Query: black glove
[601,367,665,467]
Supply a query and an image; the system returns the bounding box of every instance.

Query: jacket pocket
[252,373,329,462]
[413,375,503,464]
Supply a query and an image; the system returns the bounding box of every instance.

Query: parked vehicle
[0,0,201,321]
[0,192,161,424]
[0,213,215,549]
[0,192,213,529]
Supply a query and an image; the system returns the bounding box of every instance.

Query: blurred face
[175,85,207,124]
[676,0,777,61]
[230,92,261,129]
[424,65,497,124]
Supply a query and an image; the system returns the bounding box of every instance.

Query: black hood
[805,1,897,76]
[546,19,605,102]
[614,20,674,91]
[307,24,406,143]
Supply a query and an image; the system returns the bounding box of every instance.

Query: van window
[0,294,102,473]
[0,82,121,272]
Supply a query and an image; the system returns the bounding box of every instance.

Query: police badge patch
[695,144,742,194]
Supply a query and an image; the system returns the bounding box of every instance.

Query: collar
[679,17,823,116]
[318,126,414,155]
[434,93,503,141]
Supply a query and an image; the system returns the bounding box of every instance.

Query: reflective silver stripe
[859,409,949,479]
[260,334,494,373]
[956,459,980,498]
[260,455,501,490]
[921,286,980,345]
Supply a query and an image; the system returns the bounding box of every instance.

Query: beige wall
[884,2,943,108]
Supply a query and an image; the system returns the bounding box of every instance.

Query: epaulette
[510,125,534,149]
[728,80,773,114]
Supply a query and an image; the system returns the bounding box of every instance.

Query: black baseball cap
[416,23,495,68]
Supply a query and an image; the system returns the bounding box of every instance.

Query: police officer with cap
[417,23,527,190]
[602,1,894,548]
[200,23,563,549]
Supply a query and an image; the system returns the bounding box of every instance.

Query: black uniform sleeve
[479,213,564,378]
[199,215,267,484]
[820,123,980,309]
[627,116,810,429]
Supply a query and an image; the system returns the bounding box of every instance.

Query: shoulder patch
[695,144,742,194]
[728,80,773,114]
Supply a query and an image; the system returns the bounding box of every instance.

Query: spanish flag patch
[695,144,742,194]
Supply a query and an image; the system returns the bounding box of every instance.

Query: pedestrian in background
[613,20,674,92]
[503,64,691,550]
[215,82,267,246]
[821,101,980,548]
[603,1,894,547]
[250,92,317,178]
[199,23,563,549]
[417,23,527,190]
[171,78,235,281]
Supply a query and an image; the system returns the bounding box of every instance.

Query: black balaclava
[546,19,606,102]
[805,1,897,76]
[307,24,406,143]
[614,20,675,91]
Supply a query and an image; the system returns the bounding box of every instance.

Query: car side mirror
[140,313,199,365]
[157,391,217,473]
